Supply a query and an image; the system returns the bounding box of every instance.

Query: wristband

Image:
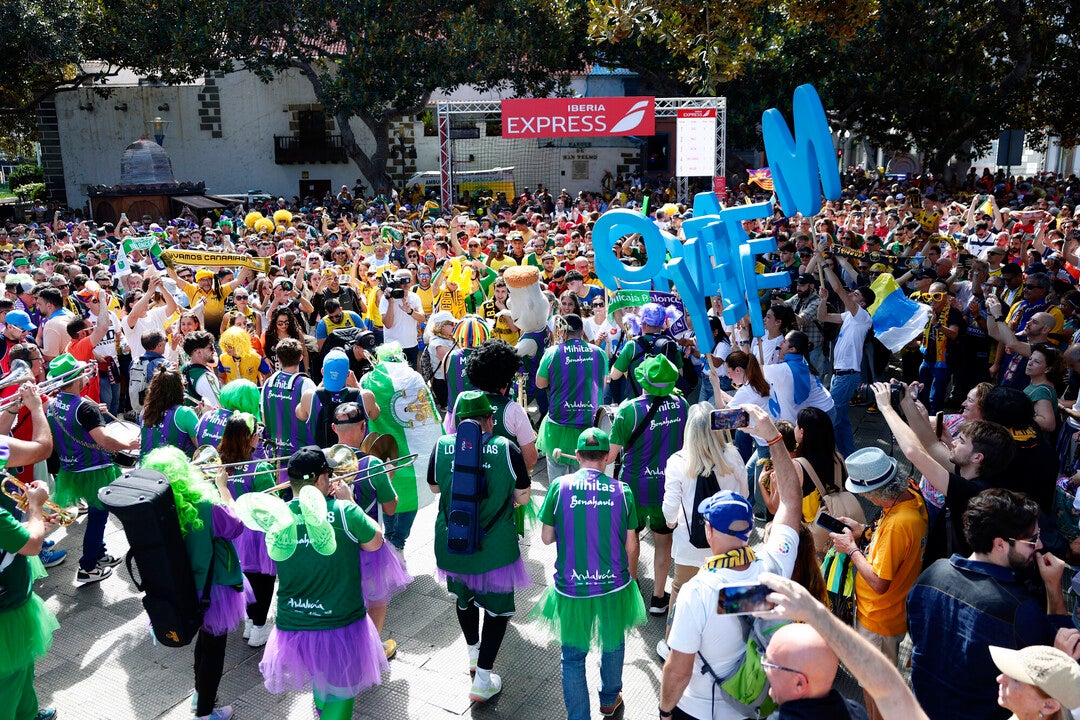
[659,708,673,718]
[5,408,18,416]
[995,315,1005,323]
[766,434,784,446]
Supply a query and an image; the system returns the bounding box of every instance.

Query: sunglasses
[918,291,948,302]
[1008,532,1040,547]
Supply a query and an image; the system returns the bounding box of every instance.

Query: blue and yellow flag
[867,274,931,353]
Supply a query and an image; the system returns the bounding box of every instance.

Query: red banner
[713,176,727,202]
[501,97,655,139]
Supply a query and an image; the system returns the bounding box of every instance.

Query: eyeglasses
[1008,532,1040,547]
[918,291,948,302]
[761,659,804,676]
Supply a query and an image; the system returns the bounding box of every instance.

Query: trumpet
[0,360,97,413]
[261,440,419,495]
[1,475,77,526]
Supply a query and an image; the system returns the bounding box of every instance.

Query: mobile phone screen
[815,512,848,535]
[717,583,776,616]
[711,409,750,431]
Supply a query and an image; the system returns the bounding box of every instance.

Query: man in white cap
[828,446,929,720]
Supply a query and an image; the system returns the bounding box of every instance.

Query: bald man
[764,623,868,719]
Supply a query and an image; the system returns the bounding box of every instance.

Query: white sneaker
[656,639,670,660]
[194,705,233,720]
[469,671,502,702]
[242,619,253,640]
[467,643,480,677]
[247,623,273,648]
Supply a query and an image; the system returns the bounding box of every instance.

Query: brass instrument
[828,243,900,266]
[192,444,293,472]
[553,314,570,345]
[0,360,97,413]
[2,475,77,526]
[261,439,418,495]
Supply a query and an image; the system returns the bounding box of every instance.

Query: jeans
[918,363,952,415]
[80,506,109,571]
[561,643,624,720]
[830,371,862,458]
[546,455,574,485]
[99,375,120,416]
[382,510,416,550]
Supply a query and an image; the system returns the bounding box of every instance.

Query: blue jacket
[907,554,1060,720]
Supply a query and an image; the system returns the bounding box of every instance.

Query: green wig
[142,446,219,536]
[376,341,405,363]
[220,378,261,421]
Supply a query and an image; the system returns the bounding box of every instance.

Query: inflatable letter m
[760,85,841,218]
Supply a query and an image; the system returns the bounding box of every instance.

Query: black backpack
[98,469,212,648]
[628,333,680,395]
[688,470,721,549]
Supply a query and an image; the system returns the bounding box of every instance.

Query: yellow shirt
[434,289,466,319]
[364,286,383,328]
[413,285,435,315]
[184,283,234,333]
[488,255,518,272]
[855,491,928,636]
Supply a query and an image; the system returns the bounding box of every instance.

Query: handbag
[796,454,866,555]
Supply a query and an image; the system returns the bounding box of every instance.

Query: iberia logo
[610,100,651,133]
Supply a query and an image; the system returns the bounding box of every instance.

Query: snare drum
[106,420,141,467]
[592,405,620,476]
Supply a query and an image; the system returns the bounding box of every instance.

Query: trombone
[260,440,419,495]
[191,444,293,473]
[2,475,77,527]
[0,360,97,413]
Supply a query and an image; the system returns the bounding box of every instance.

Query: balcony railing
[274,135,349,164]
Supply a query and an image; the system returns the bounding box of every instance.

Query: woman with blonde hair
[656,401,746,658]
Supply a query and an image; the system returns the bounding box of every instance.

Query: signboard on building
[501,97,655,139]
[675,108,716,177]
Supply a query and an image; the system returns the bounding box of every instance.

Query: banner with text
[501,97,655,139]
[608,290,688,336]
[676,108,717,177]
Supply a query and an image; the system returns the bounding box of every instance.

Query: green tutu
[529,581,647,652]
[54,464,121,510]
[0,593,59,675]
[513,497,540,537]
[537,418,588,459]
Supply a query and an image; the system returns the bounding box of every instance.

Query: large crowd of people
[2,168,1080,720]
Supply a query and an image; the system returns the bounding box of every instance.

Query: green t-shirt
[610,393,689,506]
[275,498,379,630]
[430,434,529,576]
[0,505,31,612]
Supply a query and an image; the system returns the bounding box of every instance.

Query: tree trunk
[339,109,393,193]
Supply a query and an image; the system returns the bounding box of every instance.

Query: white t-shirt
[379,292,422,349]
[667,523,800,720]
[662,448,748,567]
[427,336,454,380]
[124,305,172,363]
[91,311,124,360]
[763,361,835,423]
[584,316,620,354]
[729,384,771,447]
[759,334,784,366]
[831,307,872,372]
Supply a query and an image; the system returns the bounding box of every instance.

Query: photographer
[379,269,425,367]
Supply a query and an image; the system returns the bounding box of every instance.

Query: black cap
[562,313,584,334]
[795,273,819,285]
[287,445,335,481]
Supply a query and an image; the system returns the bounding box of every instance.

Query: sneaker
[190,692,221,714]
[41,539,55,550]
[600,692,624,717]
[649,592,671,616]
[247,623,272,648]
[76,500,88,516]
[39,549,67,568]
[383,639,397,660]
[194,705,233,720]
[34,709,57,720]
[656,639,670,660]
[243,618,253,640]
[76,566,112,585]
[468,672,503,702]
[97,553,122,568]
[467,643,480,677]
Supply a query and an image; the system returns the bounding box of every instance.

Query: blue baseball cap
[322,349,350,392]
[697,490,754,542]
[641,302,666,327]
[5,310,35,332]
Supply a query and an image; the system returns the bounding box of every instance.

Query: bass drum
[592,405,619,476]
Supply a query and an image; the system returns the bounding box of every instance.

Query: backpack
[128,356,150,413]
[795,455,867,556]
[446,419,489,555]
[419,342,435,382]
[628,333,680,395]
[688,470,721,549]
[698,558,789,719]
[98,468,212,648]
[181,363,212,407]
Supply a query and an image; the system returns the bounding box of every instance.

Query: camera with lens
[380,270,408,299]
[854,379,905,412]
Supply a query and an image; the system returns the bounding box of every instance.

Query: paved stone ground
[31,406,895,719]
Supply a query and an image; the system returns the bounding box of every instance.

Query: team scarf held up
[768,353,813,419]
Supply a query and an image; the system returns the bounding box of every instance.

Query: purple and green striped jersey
[47,392,111,471]
[140,405,196,459]
[539,468,636,598]
[345,451,395,520]
[538,338,608,428]
[610,394,688,506]
[195,407,231,449]
[445,348,475,412]
[260,371,314,455]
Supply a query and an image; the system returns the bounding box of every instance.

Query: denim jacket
[907,555,1059,720]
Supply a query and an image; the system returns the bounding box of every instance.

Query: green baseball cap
[455,390,494,420]
[576,427,610,453]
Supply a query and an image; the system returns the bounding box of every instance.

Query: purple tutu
[436,557,532,594]
[260,614,388,700]
[201,577,254,636]
[360,543,412,606]
[235,527,277,576]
